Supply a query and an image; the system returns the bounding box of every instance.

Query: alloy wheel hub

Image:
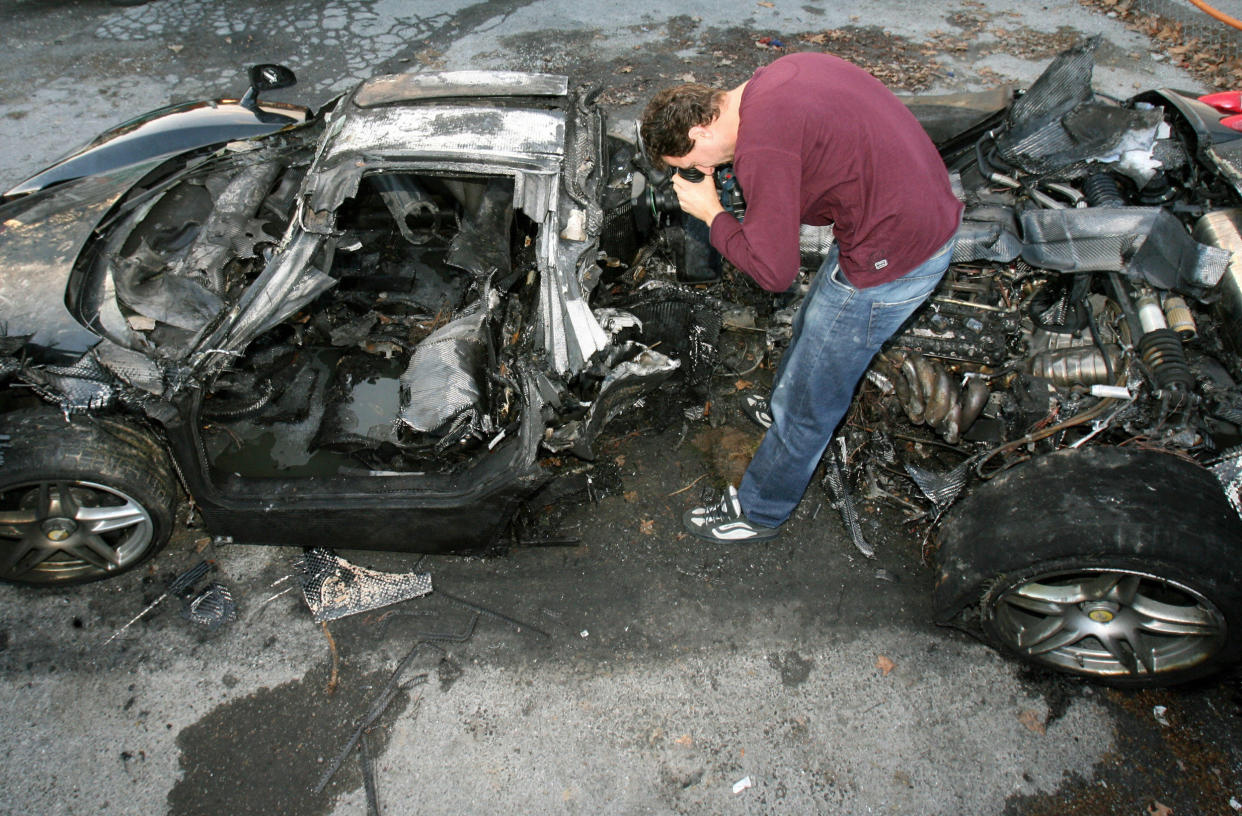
[40,518,77,543]
[1082,601,1119,624]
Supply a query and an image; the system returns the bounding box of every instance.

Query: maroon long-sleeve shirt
[709,53,963,291]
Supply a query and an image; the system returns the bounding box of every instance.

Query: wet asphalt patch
[169,661,410,816]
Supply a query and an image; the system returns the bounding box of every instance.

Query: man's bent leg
[738,241,953,528]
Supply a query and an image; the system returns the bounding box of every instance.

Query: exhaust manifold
[874,351,988,444]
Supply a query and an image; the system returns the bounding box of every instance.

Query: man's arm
[707,151,803,292]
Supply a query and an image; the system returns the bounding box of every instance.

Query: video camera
[645,166,746,221]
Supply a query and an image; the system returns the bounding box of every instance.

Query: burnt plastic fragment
[93,341,165,395]
[993,36,1162,178]
[113,243,227,331]
[621,282,722,395]
[179,161,283,292]
[823,441,873,559]
[952,205,1022,263]
[24,352,116,411]
[904,459,973,512]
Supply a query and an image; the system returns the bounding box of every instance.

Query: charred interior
[10,71,717,499]
[200,170,538,477]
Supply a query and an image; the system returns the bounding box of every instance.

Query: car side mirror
[240,64,297,109]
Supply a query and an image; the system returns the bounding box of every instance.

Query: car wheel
[0,409,177,586]
[934,446,1242,686]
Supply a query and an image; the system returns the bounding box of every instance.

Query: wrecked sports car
[3,42,1242,687]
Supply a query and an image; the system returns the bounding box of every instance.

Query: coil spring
[1139,328,1193,391]
[1083,173,1126,208]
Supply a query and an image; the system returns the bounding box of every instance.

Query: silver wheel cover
[989,568,1226,677]
[0,480,156,584]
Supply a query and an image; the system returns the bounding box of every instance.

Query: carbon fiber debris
[297,548,433,623]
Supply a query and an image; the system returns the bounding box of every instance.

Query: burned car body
[0,68,692,584]
[5,43,1242,688]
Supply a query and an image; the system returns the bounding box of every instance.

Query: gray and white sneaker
[683,485,779,542]
[741,394,773,430]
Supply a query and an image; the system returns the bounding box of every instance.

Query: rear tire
[0,409,177,586]
[935,446,1242,686]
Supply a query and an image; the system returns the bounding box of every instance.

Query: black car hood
[0,166,150,363]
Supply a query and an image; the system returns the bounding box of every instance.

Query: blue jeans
[738,239,954,527]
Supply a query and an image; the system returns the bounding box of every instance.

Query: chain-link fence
[1126,0,1242,63]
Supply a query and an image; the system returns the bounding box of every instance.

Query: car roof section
[352,70,569,107]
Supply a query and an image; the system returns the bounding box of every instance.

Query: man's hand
[672,172,725,226]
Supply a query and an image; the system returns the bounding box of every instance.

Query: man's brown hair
[639,84,724,170]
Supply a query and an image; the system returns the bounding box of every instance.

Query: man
[641,52,962,543]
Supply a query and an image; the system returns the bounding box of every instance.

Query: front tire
[0,409,177,586]
[935,446,1242,686]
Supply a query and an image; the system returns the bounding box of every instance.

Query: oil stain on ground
[768,649,815,688]
[168,660,409,816]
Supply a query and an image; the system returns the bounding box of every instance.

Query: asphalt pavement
[2,1,1242,814]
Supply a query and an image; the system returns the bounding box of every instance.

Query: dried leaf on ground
[674,734,694,747]
[1018,709,1046,735]
[876,655,895,676]
[639,518,655,535]
[735,379,753,391]
[624,491,638,503]
[1148,802,1172,816]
